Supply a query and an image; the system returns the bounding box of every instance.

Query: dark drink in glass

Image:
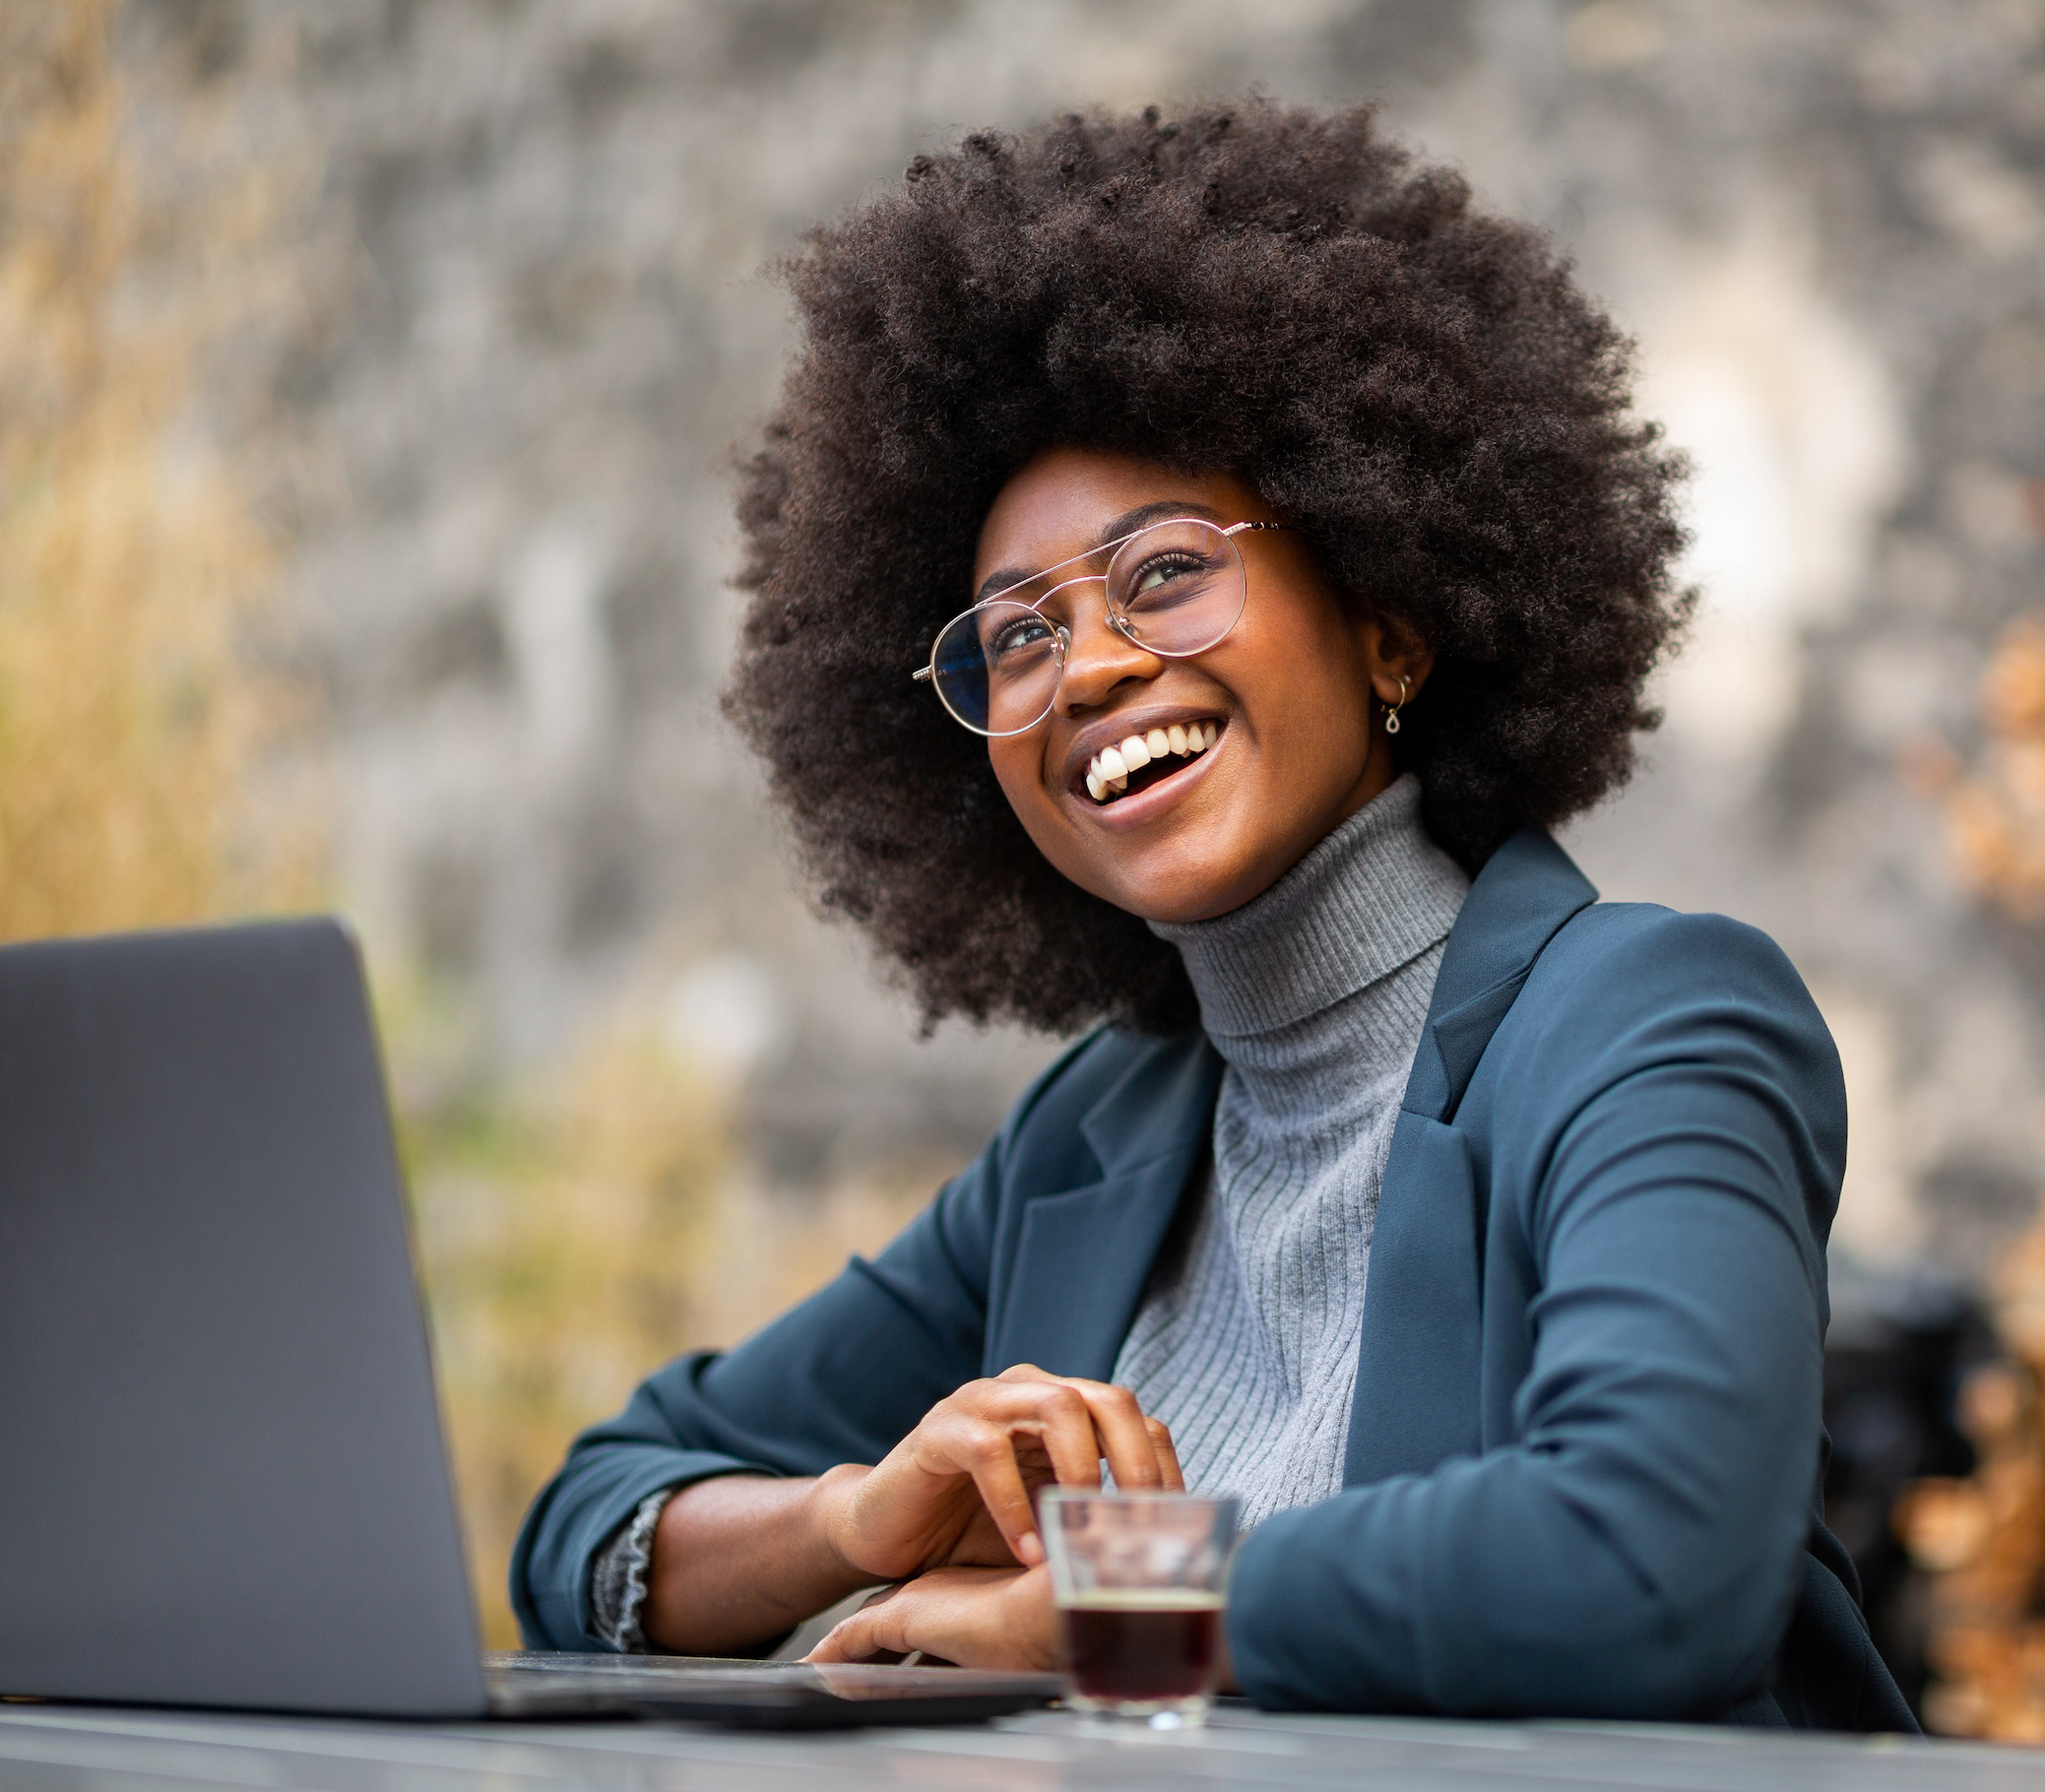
[1059,1591,1223,1709]
[1040,1491,1239,1726]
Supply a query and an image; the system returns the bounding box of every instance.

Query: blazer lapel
[986,1036,1221,1382]
[1398,829,1600,1125]
[1346,829,1598,1483]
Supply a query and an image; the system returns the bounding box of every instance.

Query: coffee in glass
[1038,1490,1240,1726]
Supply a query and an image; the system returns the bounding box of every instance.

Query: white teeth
[1085,724,1223,803]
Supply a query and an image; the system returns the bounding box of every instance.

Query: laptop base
[484,1652,1062,1729]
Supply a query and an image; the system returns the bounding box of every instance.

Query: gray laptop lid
[0,919,486,1716]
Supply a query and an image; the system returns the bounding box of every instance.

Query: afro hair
[725,100,1690,1036]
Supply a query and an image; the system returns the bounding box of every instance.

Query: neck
[1149,775,1468,1040]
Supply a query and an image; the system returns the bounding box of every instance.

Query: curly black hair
[724,100,1690,1037]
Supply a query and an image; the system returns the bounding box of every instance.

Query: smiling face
[975,447,1431,925]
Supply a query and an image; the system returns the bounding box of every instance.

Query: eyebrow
[971,499,1225,607]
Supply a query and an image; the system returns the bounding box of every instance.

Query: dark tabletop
[2,1702,2038,1791]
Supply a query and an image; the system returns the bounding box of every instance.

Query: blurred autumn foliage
[1894,619,2045,1737]
[401,1021,732,1647]
[1949,618,2045,920]
[0,1,310,931]
[1895,1241,2045,1740]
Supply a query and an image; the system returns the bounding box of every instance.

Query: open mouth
[1083,721,1222,804]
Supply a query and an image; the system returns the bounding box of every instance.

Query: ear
[1352,612,1435,709]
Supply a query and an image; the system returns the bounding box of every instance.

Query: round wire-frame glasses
[912,517,1291,736]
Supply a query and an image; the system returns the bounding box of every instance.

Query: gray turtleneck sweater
[1114,774,1468,1527]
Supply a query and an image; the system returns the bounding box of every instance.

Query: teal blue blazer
[512,830,1914,1731]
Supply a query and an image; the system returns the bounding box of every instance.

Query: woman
[512,102,1912,1729]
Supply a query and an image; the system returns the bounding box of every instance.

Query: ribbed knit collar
[1149,775,1469,1038]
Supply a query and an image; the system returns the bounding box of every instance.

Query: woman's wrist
[639,1469,880,1656]
[802,1462,878,1586]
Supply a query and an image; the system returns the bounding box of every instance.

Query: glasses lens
[929,600,1064,736]
[1107,521,1245,656]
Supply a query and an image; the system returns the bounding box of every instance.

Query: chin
[1112,877,1244,928]
[1049,818,1255,925]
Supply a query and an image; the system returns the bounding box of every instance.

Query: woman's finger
[999,1380,1108,1493]
[809,1600,914,1663]
[1064,1378,1168,1490]
[1146,1415,1185,1492]
[805,1566,1057,1671]
[941,1376,1100,1491]
[991,1365,1174,1491]
[920,1380,1106,1544]
[915,1408,1045,1564]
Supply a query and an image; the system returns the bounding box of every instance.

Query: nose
[1053,590,1162,717]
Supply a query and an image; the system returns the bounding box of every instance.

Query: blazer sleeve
[510,1101,1017,1650]
[1226,910,1841,1718]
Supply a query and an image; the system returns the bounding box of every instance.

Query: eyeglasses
[912,517,1291,736]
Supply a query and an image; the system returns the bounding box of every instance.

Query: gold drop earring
[1383,675,1410,736]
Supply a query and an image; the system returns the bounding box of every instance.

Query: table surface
[3,1701,2042,1791]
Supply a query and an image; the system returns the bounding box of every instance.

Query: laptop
[0,919,1057,1728]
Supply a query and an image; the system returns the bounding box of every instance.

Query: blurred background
[9,0,2045,1734]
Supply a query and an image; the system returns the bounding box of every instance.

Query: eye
[1125,551,1211,605]
[984,611,1058,662]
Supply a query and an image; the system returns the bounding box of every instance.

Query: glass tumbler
[1038,1489,1240,1727]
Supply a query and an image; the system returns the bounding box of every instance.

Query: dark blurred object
[1823,1250,1996,1722]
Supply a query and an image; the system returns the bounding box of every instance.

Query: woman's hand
[805,1565,1059,1671]
[812,1364,1182,1582]
[635,1366,1178,1657]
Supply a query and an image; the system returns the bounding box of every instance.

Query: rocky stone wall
[121,0,2045,1270]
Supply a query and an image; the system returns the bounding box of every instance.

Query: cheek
[987,742,1027,803]
[988,741,1096,874]
[988,741,1055,832]
[1268,621,1373,751]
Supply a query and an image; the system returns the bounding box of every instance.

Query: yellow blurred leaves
[1949,621,2045,921]
[0,1,308,942]
[1891,609,2045,1737]
[405,1023,731,1647]
[1895,1342,2045,1738]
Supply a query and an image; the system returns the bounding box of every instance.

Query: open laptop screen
[0,921,487,1716]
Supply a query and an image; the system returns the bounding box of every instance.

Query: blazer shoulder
[1455,900,1842,1263]
[1495,902,1842,1150]
[1527,902,1821,1021]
